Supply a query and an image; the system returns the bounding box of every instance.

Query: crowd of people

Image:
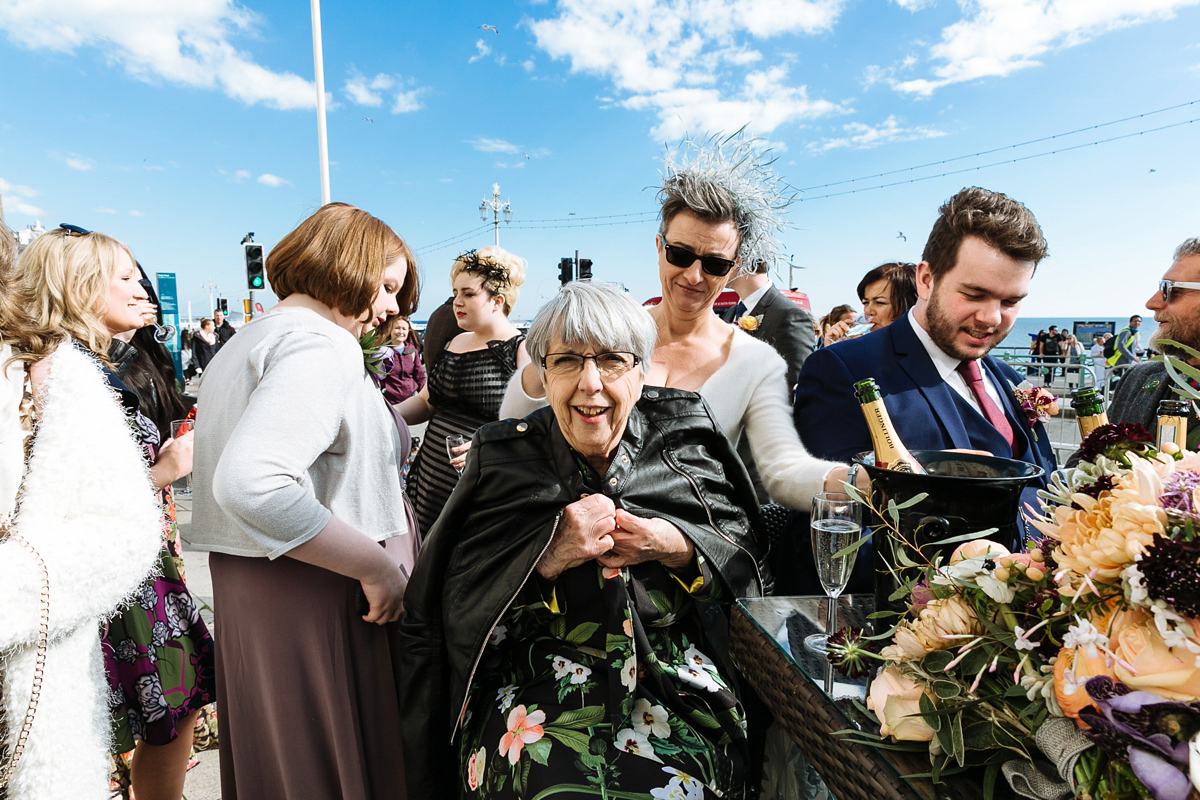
[1,127,1197,800]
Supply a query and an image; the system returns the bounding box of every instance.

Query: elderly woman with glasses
[399,282,768,800]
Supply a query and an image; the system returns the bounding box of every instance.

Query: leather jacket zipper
[452,511,563,742]
[661,449,763,591]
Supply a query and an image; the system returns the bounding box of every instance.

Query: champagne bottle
[854,378,925,473]
[1070,388,1108,439]
[1156,399,1190,449]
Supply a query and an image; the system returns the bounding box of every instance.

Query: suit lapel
[891,314,975,449]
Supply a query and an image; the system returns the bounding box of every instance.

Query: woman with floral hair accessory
[400,245,530,533]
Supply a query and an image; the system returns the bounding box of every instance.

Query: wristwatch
[845,462,862,493]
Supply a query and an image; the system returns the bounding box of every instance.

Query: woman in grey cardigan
[190,203,420,800]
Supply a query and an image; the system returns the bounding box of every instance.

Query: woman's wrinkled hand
[599,509,694,571]
[536,494,618,581]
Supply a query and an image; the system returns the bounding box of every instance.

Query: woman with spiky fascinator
[657,128,796,277]
[500,129,867,527]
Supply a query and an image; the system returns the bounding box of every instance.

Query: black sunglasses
[662,242,737,277]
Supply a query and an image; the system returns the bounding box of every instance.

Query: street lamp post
[479,183,513,247]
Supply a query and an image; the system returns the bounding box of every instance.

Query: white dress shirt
[909,314,1006,417]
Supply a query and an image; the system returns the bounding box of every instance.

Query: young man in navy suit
[786,187,1056,591]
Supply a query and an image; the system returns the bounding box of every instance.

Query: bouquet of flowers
[831,419,1200,800]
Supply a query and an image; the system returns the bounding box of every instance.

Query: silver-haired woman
[399,282,767,800]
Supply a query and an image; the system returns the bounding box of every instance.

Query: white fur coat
[0,342,162,800]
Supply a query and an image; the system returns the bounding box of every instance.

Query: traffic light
[577,258,592,281]
[245,243,266,290]
[218,297,228,314]
[558,257,574,285]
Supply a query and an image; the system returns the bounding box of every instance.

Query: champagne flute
[445,434,468,475]
[804,491,864,659]
[170,418,194,497]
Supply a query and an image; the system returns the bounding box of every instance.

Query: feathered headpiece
[658,128,796,275]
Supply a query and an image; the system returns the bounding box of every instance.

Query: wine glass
[804,491,864,658]
[445,434,468,475]
[170,418,194,497]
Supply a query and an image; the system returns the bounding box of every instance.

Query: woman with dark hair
[190,202,420,800]
[817,303,858,347]
[856,261,918,333]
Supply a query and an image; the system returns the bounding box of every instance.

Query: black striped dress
[408,334,524,534]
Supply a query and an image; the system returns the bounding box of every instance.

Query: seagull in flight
[897,231,906,241]
[481,24,498,33]
[523,153,530,160]
[363,117,373,123]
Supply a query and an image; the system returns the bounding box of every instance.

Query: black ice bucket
[854,450,1044,623]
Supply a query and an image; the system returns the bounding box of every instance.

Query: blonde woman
[1,226,197,800]
[400,246,530,533]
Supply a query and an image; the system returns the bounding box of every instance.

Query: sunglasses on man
[1159,279,1200,303]
[661,242,738,277]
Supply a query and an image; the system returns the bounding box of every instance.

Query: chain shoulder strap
[0,361,49,792]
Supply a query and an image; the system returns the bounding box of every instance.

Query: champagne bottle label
[855,378,925,473]
[1157,399,1189,449]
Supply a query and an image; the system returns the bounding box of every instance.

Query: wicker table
[730,596,980,800]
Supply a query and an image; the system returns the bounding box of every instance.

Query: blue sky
[1,0,1199,325]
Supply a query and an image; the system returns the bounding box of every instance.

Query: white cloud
[344,69,426,113]
[891,0,935,9]
[235,169,251,181]
[66,155,94,171]
[809,115,946,151]
[0,0,317,110]
[129,210,145,217]
[470,137,520,154]
[522,58,536,72]
[894,0,1200,95]
[257,174,289,187]
[469,38,491,63]
[0,178,43,216]
[529,0,848,137]
[94,207,117,214]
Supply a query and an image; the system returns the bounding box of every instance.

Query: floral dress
[103,408,216,753]
[458,490,750,799]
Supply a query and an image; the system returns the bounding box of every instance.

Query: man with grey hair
[1100,237,1200,449]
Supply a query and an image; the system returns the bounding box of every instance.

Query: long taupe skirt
[210,552,406,800]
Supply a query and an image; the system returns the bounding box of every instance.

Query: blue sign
[156,272,184,384]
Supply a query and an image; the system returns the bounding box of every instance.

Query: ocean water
[1002,316,1134,352]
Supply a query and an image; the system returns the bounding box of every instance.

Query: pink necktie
[956,359,1016,455]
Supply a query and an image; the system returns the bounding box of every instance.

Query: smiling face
[915,235,1032,361]
[655,210,739,319]
[544,340,644,472]
[392,317,410,345]
[361,257,407,335]
[101,251,150,336]
[861,278,896,331]
[452,272,504,331]
[1146,254,1200,359]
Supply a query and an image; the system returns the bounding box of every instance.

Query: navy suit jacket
[794,312,1056,479]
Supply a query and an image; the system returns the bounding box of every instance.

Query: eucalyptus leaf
[832,531,874,560]
[891,492,930,511]
[932,680,962,700]
[951,711,965,766]
[921,528,1000,547]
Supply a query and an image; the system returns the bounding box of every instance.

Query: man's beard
[925,291,1012,361]
[1150,315,1200,360]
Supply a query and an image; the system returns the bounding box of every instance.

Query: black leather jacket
[397,388,768,798]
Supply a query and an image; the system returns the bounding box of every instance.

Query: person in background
[1038,324,1064,384]
[420,296,464,372]
[1090,332,1111,391]
[399,246,529,534]
[857,261,918,333]
[8,226,212,800]
[795,187,1058,588]
[378,315,426,405]
[722,259,816,395]
[817,303,858,348]
[190,202,419,800]
[1062,332,1085,386]
[398,282,768,799]
[1108,314,1142,384]
[213,308,236,346]
[191,318,219,373]
[1101,238,1200,449]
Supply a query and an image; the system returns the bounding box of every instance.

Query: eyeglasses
[541,352,641,378]
[661,243,737,277]
[1159,279,1200,303]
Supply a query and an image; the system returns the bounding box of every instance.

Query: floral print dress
[458,552,750,799]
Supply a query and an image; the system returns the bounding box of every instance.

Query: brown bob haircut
[857,261,918,318]
[921,187,1048,283]
[267,202,419,322]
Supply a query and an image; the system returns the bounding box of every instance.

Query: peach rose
[1110,612,1200,701]
[867,666,935,741]
[737,315,760,331]
[1054,645,1117,721]
[949,539,1010,565]
[880,594,983,662]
